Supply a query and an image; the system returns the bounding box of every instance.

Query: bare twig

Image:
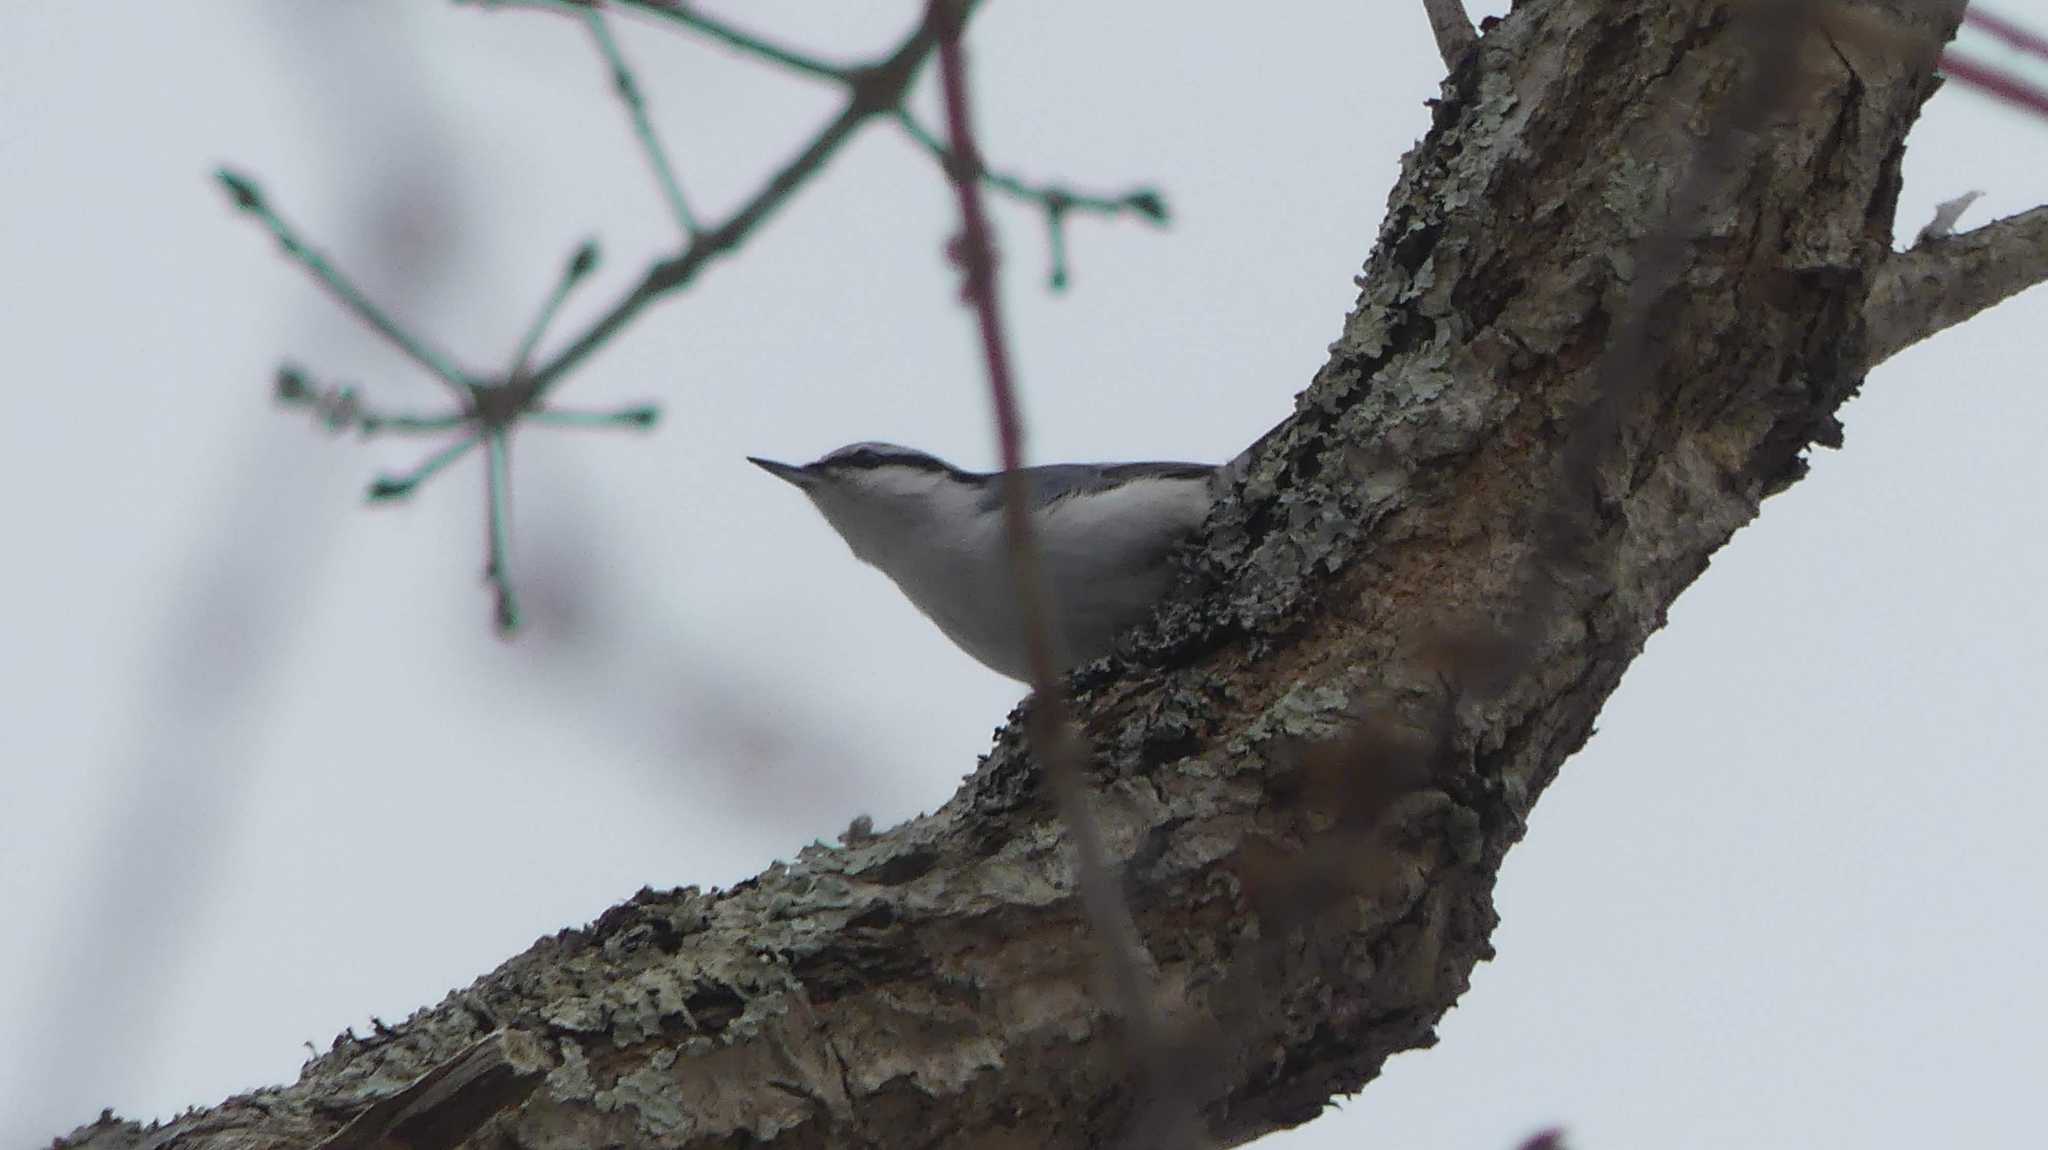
[215,172,474,402]
[1421,0,1478,69]
[583,7,701,238]
[458,1,955,407]
[510,240,601,380]
[1514,1129,1568,1150]
[522,86,895,400]
[462,0,851,82]
[1939,49,2048,118]
[527,404,661,429]
[224,1,1165,634]
[893,108,1168,289]
[1868,203,2048,363]
[1965,5,2048,60]
[615,0,850,82]
[484,433,519,634]
[1925,4,2048,120]
[273,365,463,437]
[369,436,482,503]
[927,2,1200,1143]
[216,23,934,632]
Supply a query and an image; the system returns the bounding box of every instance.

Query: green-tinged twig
[583,10,700,238]
[614,0,848,82]
[459,0,849,84]
[231,0,1163,633]
[618,0,851,80]
[520,16,950,399]
[893,108,1168,290]
[1044,195,1071,290]
[216,170,474,402]
[360,412,469,434]
[484,432,520,635]
[275,366,468,437]
[368,436,481,503]
[510,241,602,380]
[894,107,1168,219]
[528,404,660,429]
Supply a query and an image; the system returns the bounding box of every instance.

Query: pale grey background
[3,2,2045,1147]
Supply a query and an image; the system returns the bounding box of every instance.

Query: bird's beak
[747,456,816,489]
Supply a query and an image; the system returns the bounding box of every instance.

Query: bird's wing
[975,462,1216,512]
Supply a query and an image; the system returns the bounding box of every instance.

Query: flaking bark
[60,2,2040,1147]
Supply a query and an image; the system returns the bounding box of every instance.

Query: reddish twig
[1940,49,2048,119]
[928,2,1203,1143]
[1965,5,2048,60]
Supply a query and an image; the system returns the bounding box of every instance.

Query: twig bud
[215,168,266,212]
[1121,188,1169,224]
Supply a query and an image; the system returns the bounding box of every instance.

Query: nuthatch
[750,442,1218,681]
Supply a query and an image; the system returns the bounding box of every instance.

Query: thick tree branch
[64,1,1988,1147]
[1866,204,2048,363]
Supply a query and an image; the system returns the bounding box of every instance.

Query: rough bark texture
[61,2,2042,1148]
[1868,202,2048,361]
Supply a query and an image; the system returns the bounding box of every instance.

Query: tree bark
[60,2,2045,1147]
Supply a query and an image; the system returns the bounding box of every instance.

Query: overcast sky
[4,2,2046,1147]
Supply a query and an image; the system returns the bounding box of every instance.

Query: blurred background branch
[925,0,1202,1141]
[222,0,1168,635]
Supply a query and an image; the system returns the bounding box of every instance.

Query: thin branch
[230,0,1162,634]
[1866,203,2048,364]
[368,436,481,503]
[459,0,850,83]
[521,20,946,399]
[1939,48,2048,119]
[274,366,468,437]
[1421,0,1478,69]
[509,240,601,380]
[215,171,475,402]
[527,404,661,428]
[614,0,850,82]
[894,107,1169,290]
[928,2,1200,1143]
[358,413,470,435]
[484,432,519,636]
[584,8,701,238]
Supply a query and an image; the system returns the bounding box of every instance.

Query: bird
[749,442,1221,682]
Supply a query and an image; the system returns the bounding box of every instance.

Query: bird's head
[749,442,980,562]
